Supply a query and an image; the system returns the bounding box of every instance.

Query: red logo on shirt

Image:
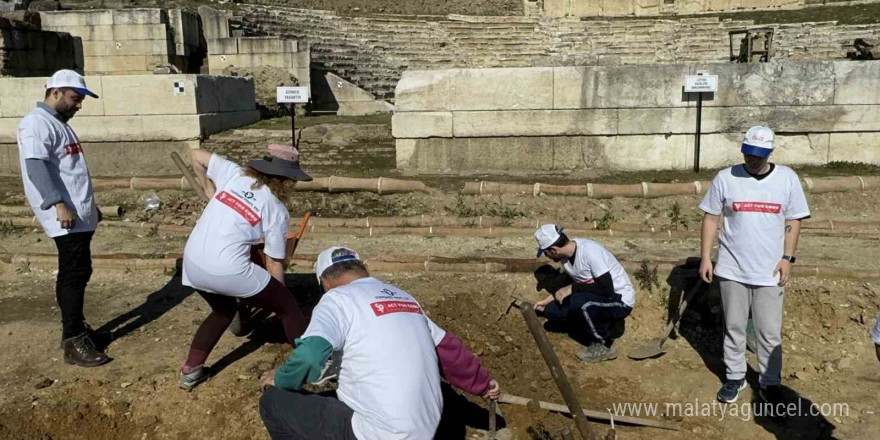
[370,300,423,316]
[64,143,83,155]
[732,202,782,214]
[216,191,261,226]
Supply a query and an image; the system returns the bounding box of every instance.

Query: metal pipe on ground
[3,217,879,243]
[0,205,125,217]
[462,176,880,198]
[90,176,429,194]
[3,252,878,280]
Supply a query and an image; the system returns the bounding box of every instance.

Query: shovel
[628,280,704,360]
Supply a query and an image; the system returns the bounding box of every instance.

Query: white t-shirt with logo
[562,238,636,307]
[17,106,98,238]
[182,155,290,298]
[303,277,446,440]
[699,164,810,286]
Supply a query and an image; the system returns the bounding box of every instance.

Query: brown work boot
[62,333,111,367]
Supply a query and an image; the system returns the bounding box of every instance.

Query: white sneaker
[310,350,342,386]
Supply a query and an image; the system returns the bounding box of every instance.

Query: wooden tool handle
[170,151,210,202]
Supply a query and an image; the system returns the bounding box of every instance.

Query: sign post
[276,86,310,147]
[684,74,718,173]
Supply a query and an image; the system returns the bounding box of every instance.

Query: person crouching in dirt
[258,246,501,440]
[532,224,636,363]
[177,145,311,390]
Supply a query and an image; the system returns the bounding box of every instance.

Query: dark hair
[243,166,295,202]
[45,87,73,99]
[551,232,569,249]
[321,248,369,281]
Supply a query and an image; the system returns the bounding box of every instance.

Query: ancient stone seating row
[239,2,880,103]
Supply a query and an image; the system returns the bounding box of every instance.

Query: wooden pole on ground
[513,300,596,440]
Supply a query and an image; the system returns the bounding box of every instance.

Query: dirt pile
[222,66,301,118]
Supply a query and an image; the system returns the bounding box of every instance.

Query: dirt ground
[1,166,879,440]
[1,117,880,440]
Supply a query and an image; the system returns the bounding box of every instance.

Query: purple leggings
[184,277,307,369]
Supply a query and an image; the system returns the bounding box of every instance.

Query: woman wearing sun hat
[178,144,312,390]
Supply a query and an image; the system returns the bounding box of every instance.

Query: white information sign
[276,86,310,104]
[684,75,718,93]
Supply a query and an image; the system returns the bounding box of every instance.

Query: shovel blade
[627,338,668,360]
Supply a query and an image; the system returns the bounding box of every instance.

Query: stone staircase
[236,3,880,102]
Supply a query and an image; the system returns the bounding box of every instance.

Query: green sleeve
[274,336,333,391]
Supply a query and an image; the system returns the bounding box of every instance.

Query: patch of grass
[634,260,661,293]
[249,114,391,131]
[444,195,525,222]
[593,210,617,231]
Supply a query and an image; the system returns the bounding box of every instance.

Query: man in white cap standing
[258,246,500,440]
[699,125,810,406]
[533,224,636,363]
[17,69,109,367]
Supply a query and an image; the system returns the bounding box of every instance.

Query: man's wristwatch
[782,255,796,264]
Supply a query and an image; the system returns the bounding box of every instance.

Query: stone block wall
[39,8,202,75]
[0,74,260,176]
[239,4,880,104]
[0,14,82,76]
[393,61,880,173]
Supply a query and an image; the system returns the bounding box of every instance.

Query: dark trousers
[260,386,357,440]
[185,278,308,368]
[53,231,94,340]
[542,292,632,346]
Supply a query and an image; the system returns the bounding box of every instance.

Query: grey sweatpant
[720,278,784,387]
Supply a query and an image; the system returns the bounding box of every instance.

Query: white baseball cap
[46,69,99,98]
[534,224,563,258]
[741,125,774,158]
[315,246,361,282]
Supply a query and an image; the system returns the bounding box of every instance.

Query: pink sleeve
[436,332,492,396]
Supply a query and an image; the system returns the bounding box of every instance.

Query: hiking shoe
[576,344,617,363]
[716,379,747,403]
[179,365,211,391]
[62,332,111,368]
[310,351,343,386]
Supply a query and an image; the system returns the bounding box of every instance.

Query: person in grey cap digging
[17,69,109,367]
[259,246,500,440]
[533,224,636,363]
[177,144,312,390]
[699,126,810,406]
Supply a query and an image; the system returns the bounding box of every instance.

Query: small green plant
[594,210,616,231]
[633,260,660,293]
[445,195,480,218]
[667,201,688,230]
[494,204,524,226]
[0,220,24,237]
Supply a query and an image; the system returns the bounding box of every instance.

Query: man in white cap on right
[699,126,810,407]
[17,70,109,367]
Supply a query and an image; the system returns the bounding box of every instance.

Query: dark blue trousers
[542,292,632,346]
